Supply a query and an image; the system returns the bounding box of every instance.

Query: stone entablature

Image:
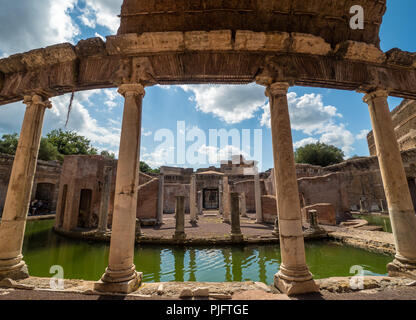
[368,100,416,155]
[2,33,416,106]
[119,0,386,48]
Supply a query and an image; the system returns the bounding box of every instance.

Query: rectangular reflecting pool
[22,220,394,284]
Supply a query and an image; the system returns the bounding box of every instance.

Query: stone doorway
[408,178,416,212]
[78,189,93,228]
[203,189,219,210]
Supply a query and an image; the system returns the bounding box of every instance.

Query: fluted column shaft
[0,94,51,280]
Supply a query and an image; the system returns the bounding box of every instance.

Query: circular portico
[0,0,416,296]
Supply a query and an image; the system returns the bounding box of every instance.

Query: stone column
[174,196,186,240]
[254,172,263,223]
[239,193,248,218]
[97,166,113,233]
[267,82,318,295]
[0,94,51,280]
[157,173,165,225]
[94,84,145,294]
[197,191,203,215]
[218,182,223,214]
[222,176,231,223]
[363,89,416,278]
[230,193,243,242]
[189,174,197,223]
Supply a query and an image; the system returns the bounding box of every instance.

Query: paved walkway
[142,212,275,238]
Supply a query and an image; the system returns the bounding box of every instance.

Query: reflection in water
[174,247,185,282]
[222,248,232,282]
[188,250,196,282]
[23,220,394,283]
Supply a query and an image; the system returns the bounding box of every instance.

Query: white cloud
[293,138,318,149]
[318,123,355,155]
[180,84,267,124]
[82,0,122,34]
[260,92,342,134]
[356,129,370,140]
[142,129,153,137]
[0,0,79,55]
[142,146,175,168]
[261,92,355,156]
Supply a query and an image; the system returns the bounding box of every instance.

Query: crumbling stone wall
[368,100,416,155]
[298,172,350,224]
[295,149,416,215]
[0,153,61,217]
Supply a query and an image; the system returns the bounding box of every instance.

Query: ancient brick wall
[137,177,159,220]
[368,100,416,155]
[0,153,61,217]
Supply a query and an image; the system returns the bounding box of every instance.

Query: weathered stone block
[0,54,25,73]
[184,30,232,51]
[385,48,416,67]
[234,31,290,51]
[335,41,386,64]
[261,195,278,224]
[106,32,185,55]
[193,287,209,297]
[21,44,76,70]
[291,33,332,56]
[137,178,159,220]
[75,38,107,57]
[302,203,336,226]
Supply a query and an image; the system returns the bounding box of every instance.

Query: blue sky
[0,0,415,172]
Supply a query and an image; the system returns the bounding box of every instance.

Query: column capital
[118,83,145,98]
[23,94,52,109]
[362,89,389,104]
[266,82,290,98]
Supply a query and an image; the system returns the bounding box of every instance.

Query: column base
[274,267,319,296]
[231,234,244,242]
[94,270,143,294]
[255,220,263,224]
[173,232,186,240]
[272,231,279,238]
[387,258,416,280]
[0,259,29,281]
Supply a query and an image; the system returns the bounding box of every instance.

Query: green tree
[140,161,160,174]
[100,150,116,159]
[0,133,19,155]
[38,138,61,161]
[295,142,345,167]
[46,129,97,156]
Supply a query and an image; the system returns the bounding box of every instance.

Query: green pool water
[353,214,393,233]
[22,220,393,284]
